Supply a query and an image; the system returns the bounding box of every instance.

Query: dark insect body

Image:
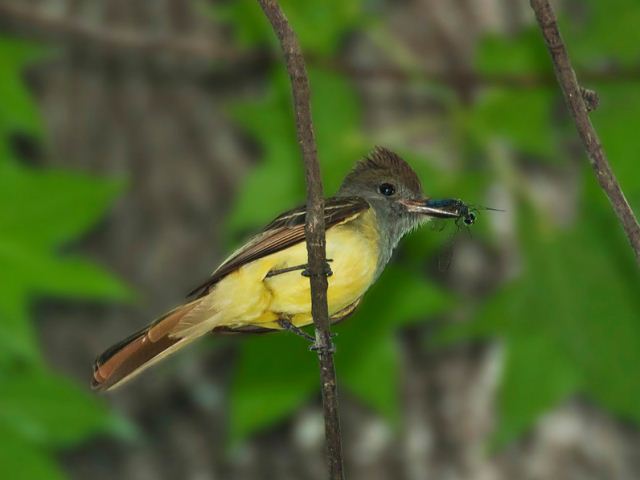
[423,198,480,227]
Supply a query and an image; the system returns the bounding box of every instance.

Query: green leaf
[565,0,640,67]
[0,163,132,357]
[492,333,580,448]
[588,82,640,200]
[466,88,558,159]
[0,164,127,248]
[0,289,37,361]
[214,0,366,56]
[476,2,640,72]
[0,37,130,479]
[475,29,551,76]
[448,204,640,446]
[0,429,65,480]
[0,370,112,446]
[337,265,450,417]
[469,26,560,163]
[229,265,451,442]
[0,245,132,301]
[0,37,46,137]
[227,75,304,233]
[472,29,558,160]
[346,265,451,332]
[230,334,316,444]
[228,67,363,235]
[339,333,400,422]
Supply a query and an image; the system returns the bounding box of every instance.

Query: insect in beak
[399,198,462,218]
[401,197,503,229]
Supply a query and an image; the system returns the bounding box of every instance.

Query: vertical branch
[529,0,640,263]
[256,1,345,478]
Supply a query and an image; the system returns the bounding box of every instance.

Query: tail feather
[92,301,201,392]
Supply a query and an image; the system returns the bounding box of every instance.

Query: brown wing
[187,196,370,298]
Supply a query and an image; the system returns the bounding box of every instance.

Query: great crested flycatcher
[92,147,451,391]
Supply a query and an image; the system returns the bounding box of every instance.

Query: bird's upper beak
[399,198,458,218]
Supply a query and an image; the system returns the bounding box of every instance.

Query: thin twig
[255,1,345,478]
[530,0,640,263]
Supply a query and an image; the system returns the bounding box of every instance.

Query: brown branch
[255,1,345,478]
[0,2,235,61]
[530,0,640,263]
[6,2,640,90]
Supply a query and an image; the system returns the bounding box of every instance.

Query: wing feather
[187,196,369,298]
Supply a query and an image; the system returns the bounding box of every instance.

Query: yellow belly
[206,209,379,330]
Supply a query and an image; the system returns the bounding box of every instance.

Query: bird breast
[264,209,380,317]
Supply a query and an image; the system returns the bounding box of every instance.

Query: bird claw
[277,319,315,342]
[278,319,338,351]
[309,341,336,354]
[301,261,333,278]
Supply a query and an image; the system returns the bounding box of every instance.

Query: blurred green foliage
[228,67,364,233]
[466,87,558,159]
[216,0,366,55]
[443,7,640,446]
[216,0,640,447]
[2,0,640,467]
[567,0,640,66]
[445,202,640,447]
[0,38,131,479]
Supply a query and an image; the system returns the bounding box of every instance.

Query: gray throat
[368,201,425,279]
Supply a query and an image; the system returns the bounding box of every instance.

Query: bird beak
[399,198,458,218]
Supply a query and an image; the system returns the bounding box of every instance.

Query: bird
[92,147,446,391]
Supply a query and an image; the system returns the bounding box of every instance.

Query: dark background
[1,0,640,479]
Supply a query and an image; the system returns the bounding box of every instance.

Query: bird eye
[378,183,396,196]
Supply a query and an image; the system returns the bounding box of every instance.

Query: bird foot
[309,340,337,354]
[301,261,333,278]
[267,259,332,279]
[277,319,315,342]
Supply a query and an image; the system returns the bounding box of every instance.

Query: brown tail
[92,301,201,392]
